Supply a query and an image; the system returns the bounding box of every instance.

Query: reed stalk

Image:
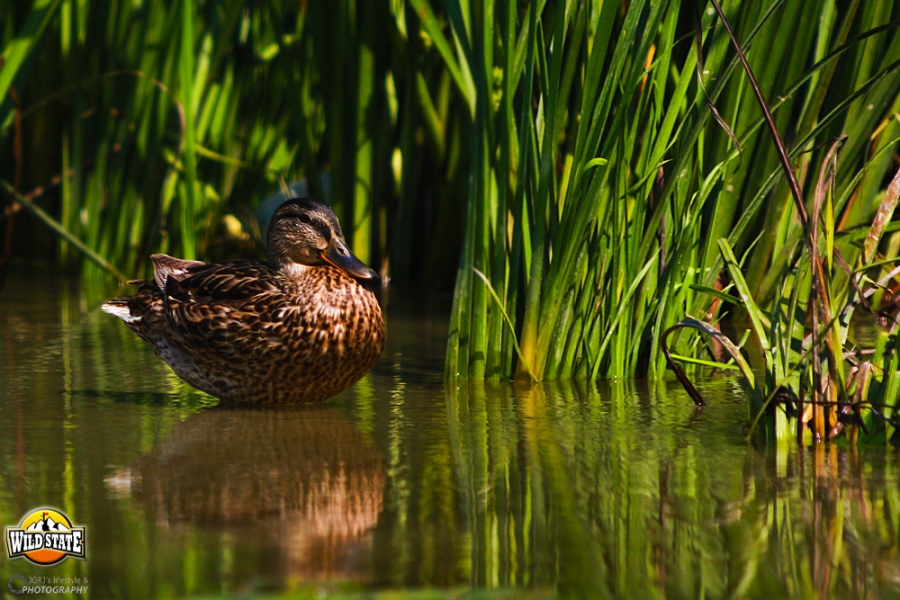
[430,0,900,394]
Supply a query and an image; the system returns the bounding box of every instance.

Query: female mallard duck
[102,197,385,403]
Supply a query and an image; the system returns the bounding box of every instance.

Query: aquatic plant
[664,161,900,444]
[663,1,900,444]
[436,0,900,388]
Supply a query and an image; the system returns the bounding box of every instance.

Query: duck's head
[267,198,378,281]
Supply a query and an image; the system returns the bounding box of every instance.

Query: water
[1,265,899,599]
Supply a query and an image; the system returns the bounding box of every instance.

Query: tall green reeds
[654,0,900,445]
[436,0,900,384]
[0,0,468,288]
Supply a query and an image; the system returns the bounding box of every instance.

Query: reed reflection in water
[370,378,900,599]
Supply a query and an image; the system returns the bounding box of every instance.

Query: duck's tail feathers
[102,299,141,324]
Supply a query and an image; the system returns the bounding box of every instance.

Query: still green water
[1,265,899,599]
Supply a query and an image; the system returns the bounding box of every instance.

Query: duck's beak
[323,238,378,281]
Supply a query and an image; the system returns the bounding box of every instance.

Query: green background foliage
[0,0,467,289]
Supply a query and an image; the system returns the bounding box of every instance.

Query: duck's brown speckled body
[103,198,384,403]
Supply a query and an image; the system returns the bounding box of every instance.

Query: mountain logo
[5,508,86,565]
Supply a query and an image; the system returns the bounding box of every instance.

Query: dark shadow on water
[74,388,214,407]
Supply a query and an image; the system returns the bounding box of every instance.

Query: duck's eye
[299,213,312,224]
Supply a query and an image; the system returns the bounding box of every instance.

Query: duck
[102,197,385,403]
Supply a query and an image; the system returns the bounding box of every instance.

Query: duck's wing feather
[162,260,293,358]
[164,259,283,305]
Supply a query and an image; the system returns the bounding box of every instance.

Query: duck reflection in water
[109,405,385,582]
